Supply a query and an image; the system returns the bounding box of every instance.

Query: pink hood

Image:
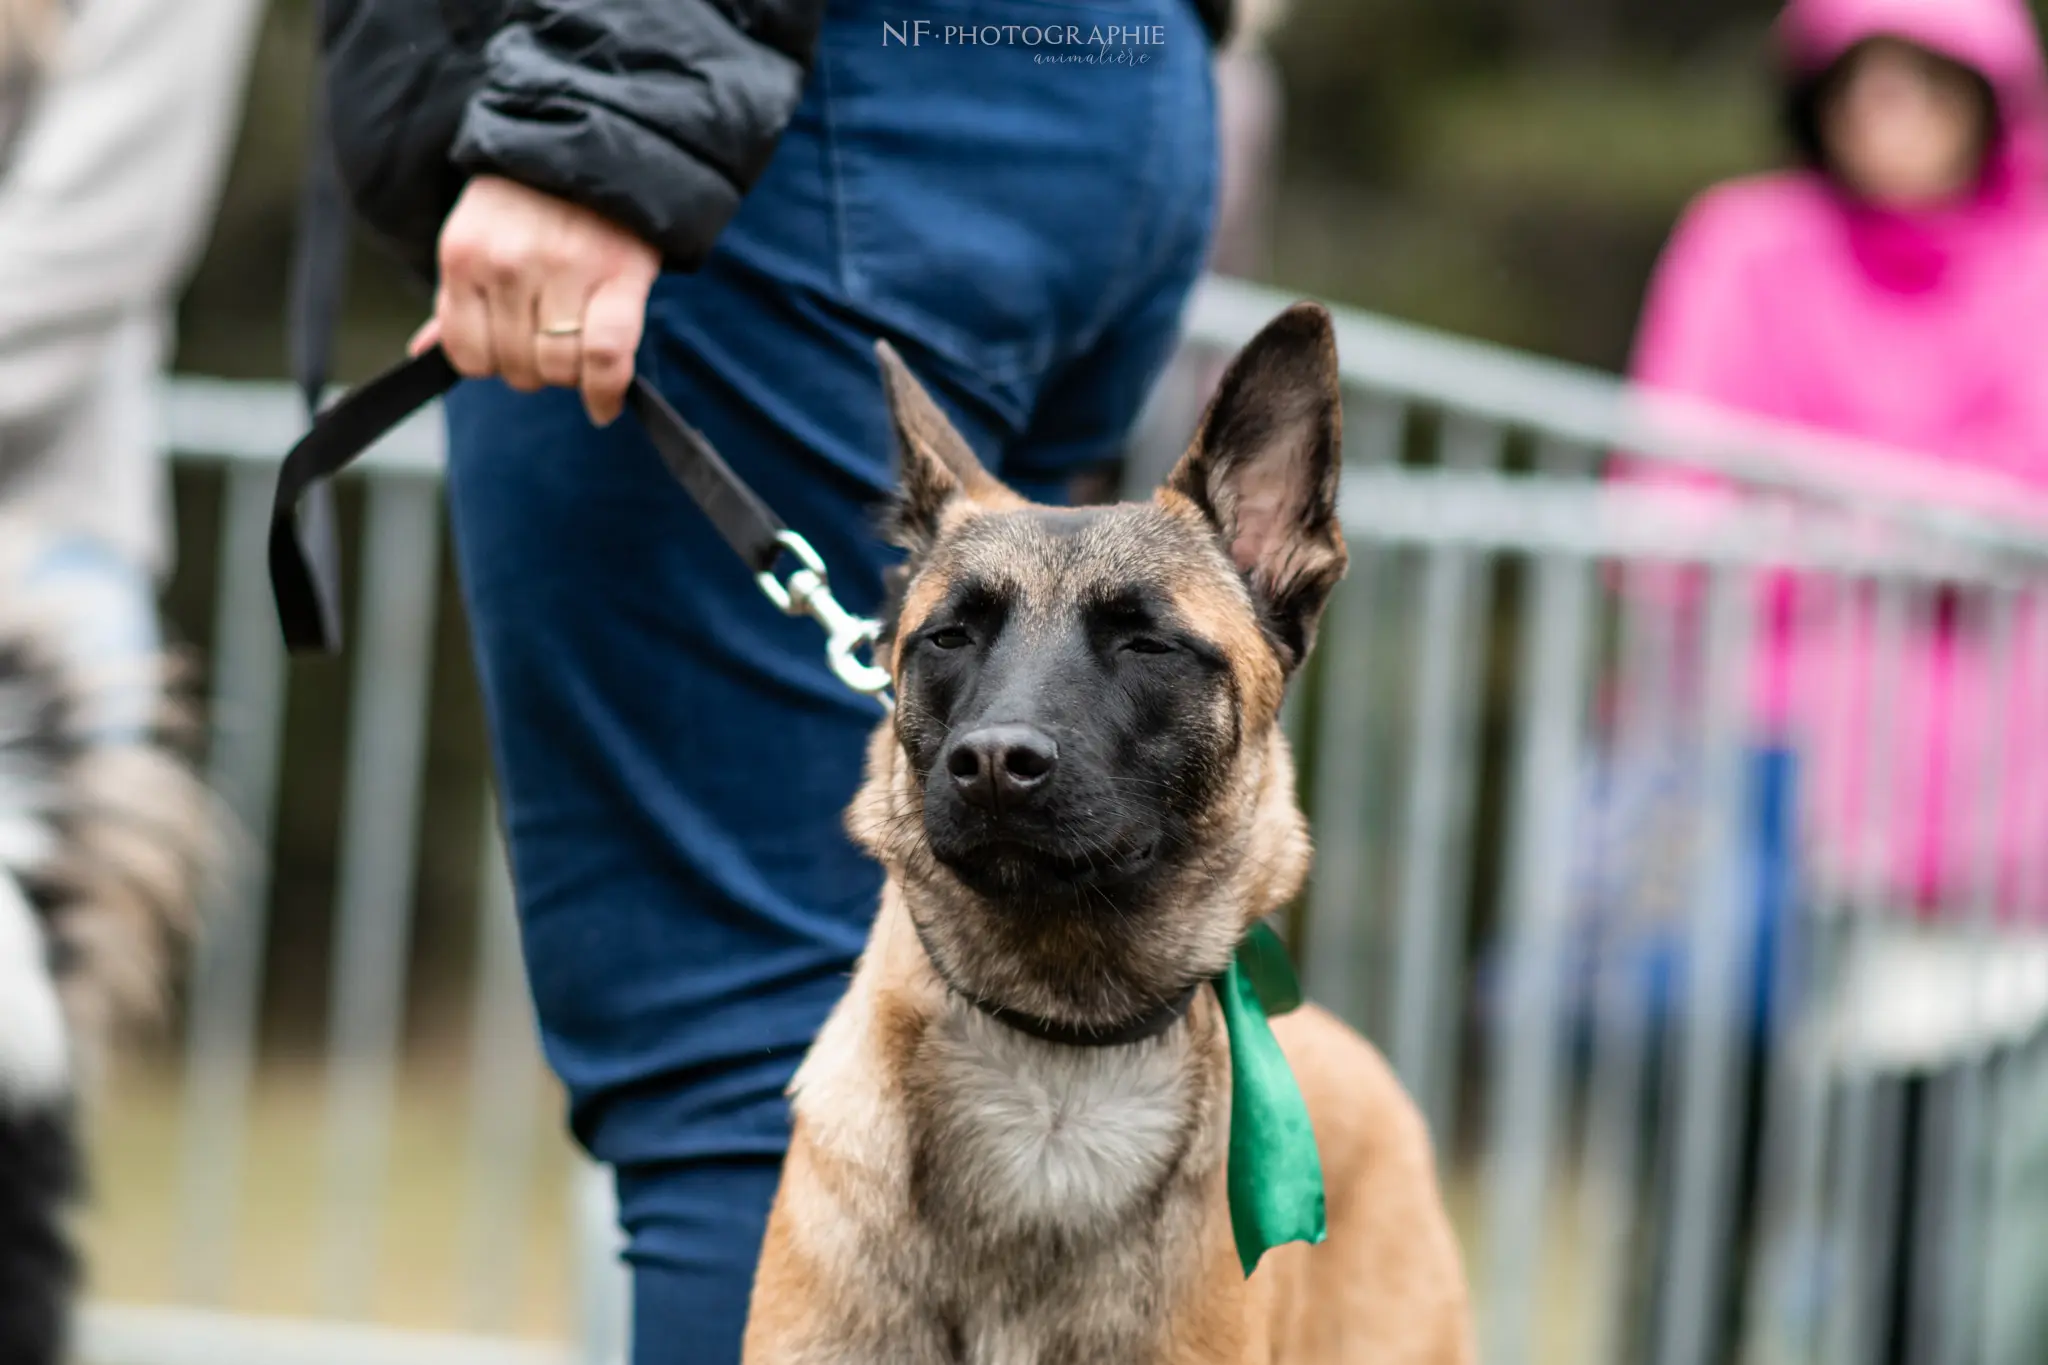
[1625,0,2048,920]
[1780,0,2047,97]
[1779,0,2048,292]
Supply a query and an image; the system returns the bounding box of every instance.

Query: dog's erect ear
[1165,303,1348,668]
[876,341,1018,553]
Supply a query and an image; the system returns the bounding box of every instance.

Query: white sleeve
[0,0,265,424]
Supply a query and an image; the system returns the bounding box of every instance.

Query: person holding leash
[319,0,1227,1357]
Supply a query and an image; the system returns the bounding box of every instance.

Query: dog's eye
[928,626,974,651]
[1123,636,1175,656]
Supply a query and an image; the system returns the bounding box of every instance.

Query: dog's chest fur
[914,1010,1195,1235]
[784,961,1231,1365]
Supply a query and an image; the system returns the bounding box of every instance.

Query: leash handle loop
[270,350,896,710]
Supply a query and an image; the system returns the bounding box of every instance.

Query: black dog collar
[969,983,1203,1048]
[910,916,1200,1048]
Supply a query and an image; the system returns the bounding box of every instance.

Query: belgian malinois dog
[743,305,1473,1363]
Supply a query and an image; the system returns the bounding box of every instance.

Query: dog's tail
[0,540,219,1362]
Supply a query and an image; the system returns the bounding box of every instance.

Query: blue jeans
[443,6,1216,1359]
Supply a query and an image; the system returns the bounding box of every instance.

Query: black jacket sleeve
[323,0,487,280]
[450,0,825,268]
[324,0,826,280]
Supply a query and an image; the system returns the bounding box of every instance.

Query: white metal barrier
[89,275,2048,1365]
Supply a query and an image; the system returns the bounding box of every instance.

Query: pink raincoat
[1627,0,2048,919]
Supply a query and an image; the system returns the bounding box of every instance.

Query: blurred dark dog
[0,526,215,1363]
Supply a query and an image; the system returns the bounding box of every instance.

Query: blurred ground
[81,1054,580,1338]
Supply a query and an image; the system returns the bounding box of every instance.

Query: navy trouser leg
[445,274,909,1356]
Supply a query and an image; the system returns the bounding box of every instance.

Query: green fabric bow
[1214,920,1328,1276]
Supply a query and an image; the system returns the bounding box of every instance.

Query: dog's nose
[946,725,1058,811]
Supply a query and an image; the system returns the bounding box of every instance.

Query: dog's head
[849,305,1346,1029]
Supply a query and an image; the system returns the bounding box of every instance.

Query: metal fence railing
[80,275,2048,1365]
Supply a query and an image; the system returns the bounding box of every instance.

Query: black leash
[268,349,453,653]
[266,347,892,702]
[280,44,350,641]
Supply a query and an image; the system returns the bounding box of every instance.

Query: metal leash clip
[755,530,895,707]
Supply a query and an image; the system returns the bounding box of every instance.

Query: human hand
[412,174,661,426]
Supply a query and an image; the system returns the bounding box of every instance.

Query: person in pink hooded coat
[1620,4,2048,1359]
[1631,0,2048,971]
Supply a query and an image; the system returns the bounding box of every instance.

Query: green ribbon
[1215,920,1327,1276]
